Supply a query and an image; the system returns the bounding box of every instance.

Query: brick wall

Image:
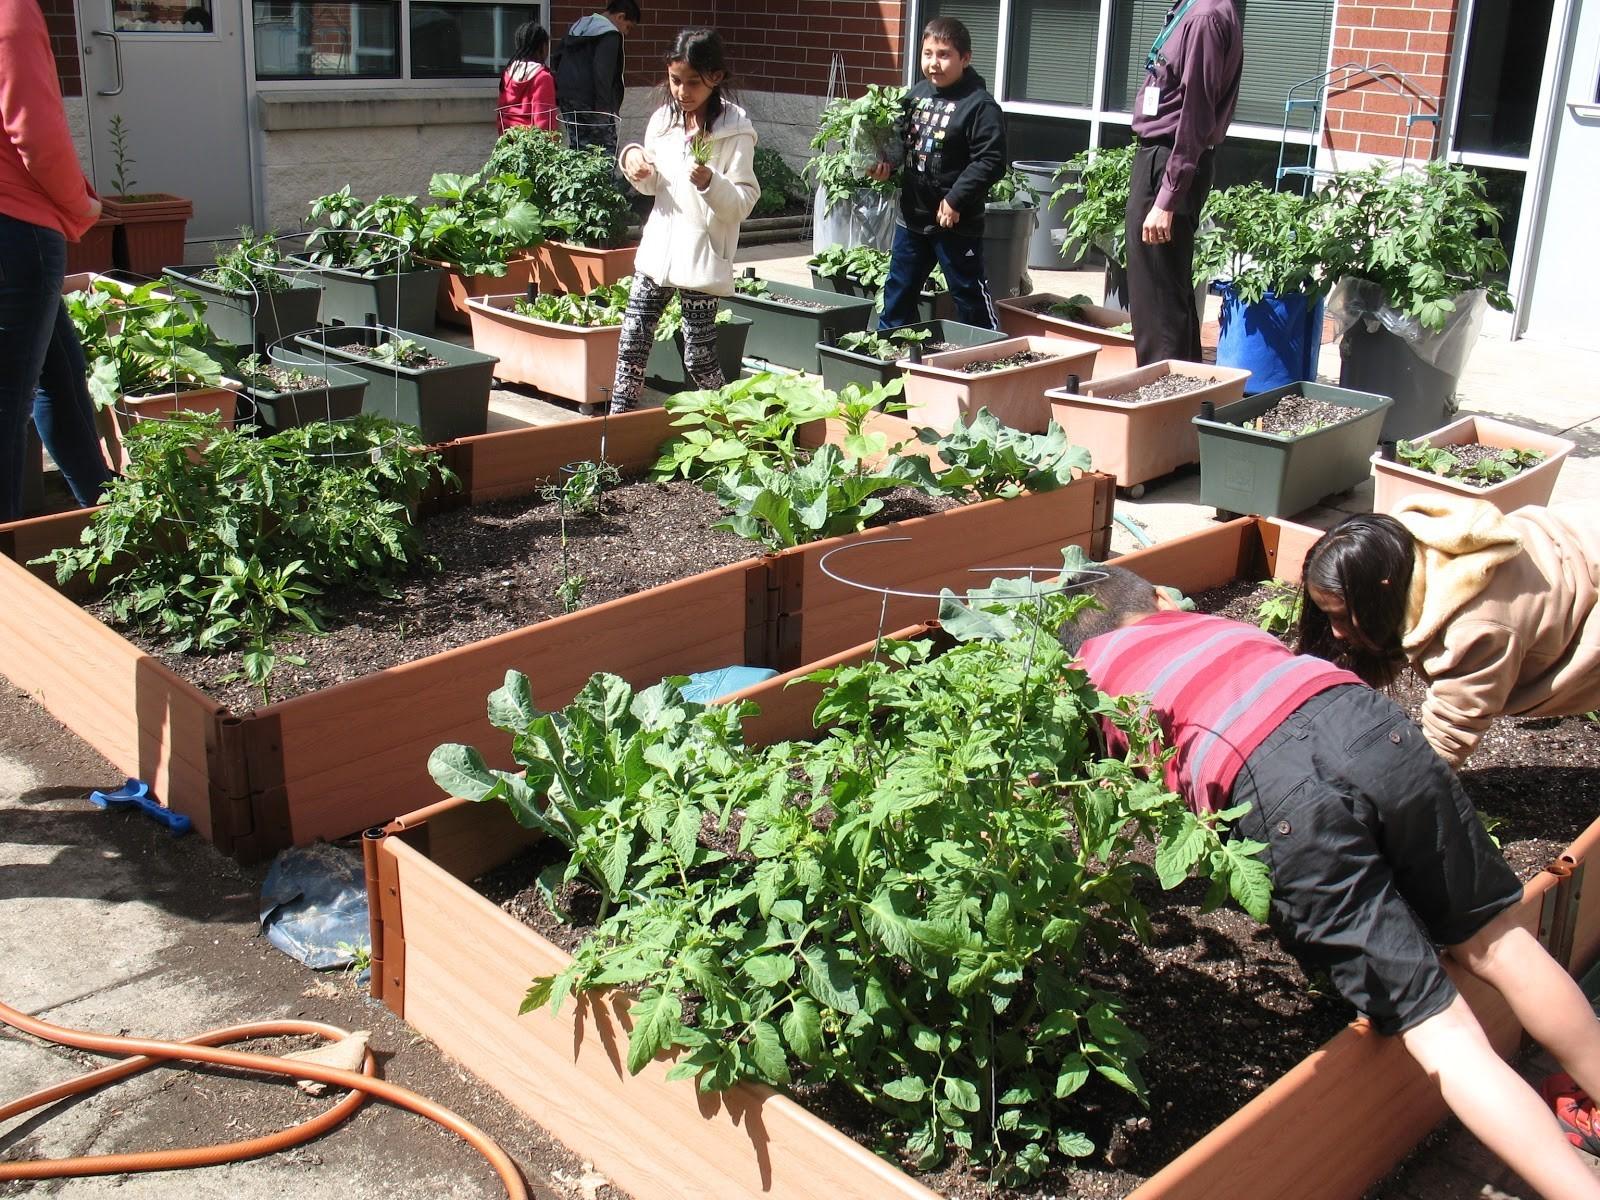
[1323,0,1458,160]
[548,1,904,97]
[37,0,82,97]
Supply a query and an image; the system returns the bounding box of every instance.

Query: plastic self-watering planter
[1046,360,1251,492]
[996,293,1138,376]
[1194,381,1392,518]
[817,320,1008,394]
[1214,284,1326,395]
[464,294,622,407]
[287,258,443,336]
[292,325,496,443]
[807,271,954,324]
[534,240,637,295]
[901,335,1099,434]
[644,315,753,394]
[246,351,370,431]
[163,265,323,355]
[417,253,539,328]
[723,280,876,374]
[1371,414,1576,515]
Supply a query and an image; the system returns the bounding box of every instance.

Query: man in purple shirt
[1126,0,1242,365]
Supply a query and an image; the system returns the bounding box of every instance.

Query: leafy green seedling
[1253,578,1303,637]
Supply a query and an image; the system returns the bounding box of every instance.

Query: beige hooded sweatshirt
[1396,495,1600,767]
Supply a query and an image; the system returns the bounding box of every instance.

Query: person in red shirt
[1061,564,1600,1199]
[498,22,558,135]
[0,0,114,524]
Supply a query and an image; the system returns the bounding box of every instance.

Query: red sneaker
[1541,1073,1600,1155]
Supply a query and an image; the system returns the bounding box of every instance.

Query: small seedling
[557,573,587,613]
[336,939,373,976]
[1254,578,1303,636]
[544,459,621,516]
[1395,439,1461,477]
[369,337,428,368]
[108,115,137,198]
[733,276,770,298]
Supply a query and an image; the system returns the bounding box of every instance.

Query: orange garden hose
[0,999,528,1198]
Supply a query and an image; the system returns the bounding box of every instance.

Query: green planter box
[291,325,497,443]
[817,320,1008,394]
[807,270,954,323]
[723,280,875,374]
[242,350,370,431]
[1194,381,1394,519]
[287,257,442,336]
[644,315,753,393]
[163,265,322,355]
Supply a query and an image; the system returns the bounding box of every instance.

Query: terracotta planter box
[66,215,120,274]
[418,253,539,328]
[102,193,193,275]
[0,415,1111,860]
[464,294,622,406]
[364,513,1600,1200]
[533,240,637,295]
[1045,361,1251,492]
[996,292,1138,376]
[901,335,1100,435]
[1371,414,1576,515]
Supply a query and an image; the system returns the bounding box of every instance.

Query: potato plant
[432,581,1268,1183]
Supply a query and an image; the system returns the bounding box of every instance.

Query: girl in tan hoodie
[1298,495,1600,767]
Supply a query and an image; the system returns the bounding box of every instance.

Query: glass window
[920,0,1001,91]
[1006,0,1099,107]
[1004,114,1092,163]
[115,0,213,32]
[1454,0,1556,158]
[411,2,525,78]
[253,1,400,78]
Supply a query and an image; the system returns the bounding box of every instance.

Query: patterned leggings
[609,272,725,414]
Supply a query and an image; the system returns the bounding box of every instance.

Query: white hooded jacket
[621,101,760,296]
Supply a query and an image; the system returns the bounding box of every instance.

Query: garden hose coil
[0,999,527,1198]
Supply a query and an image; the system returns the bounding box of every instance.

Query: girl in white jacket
[609,29,760,414]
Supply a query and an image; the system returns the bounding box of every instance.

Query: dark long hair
[661,28,732,132]
[1296,514,1416,685]
[508,20,548,65]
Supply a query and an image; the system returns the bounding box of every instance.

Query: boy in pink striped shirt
[1061,564,1600,1199]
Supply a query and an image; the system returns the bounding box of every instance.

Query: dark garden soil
[243,363,339,393]
[961,350,1053,375]
[1100,375,1207,405]
[470,579,1599,1199]
[1247,393,1363,436]
[334,342,449,370]
[96,479,958,711]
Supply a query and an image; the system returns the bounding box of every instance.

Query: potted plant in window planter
[1046,360,1251,495]
[723,272,876,374]
[99,116,194,275]
[900,334,1099,435]
[1370,414,1575,515]
[465,282,626,408]
[818,321,1006,394]
[1321,161,1515,441]
[233,352,368,432]
[996,292,1137,375]
[1193,183,1333,395]
[292,324,497,444]
[415,170,552,327]
[643,295,752,394]
[1193,382,1393,519]
[982,167,1040,301]
[807,244,954,322]
[291,188,442,335]
[164,228,323,355]
[804,84,905,254]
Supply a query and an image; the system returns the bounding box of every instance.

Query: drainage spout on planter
[907,342,923,364]
[1199,399,1216,422]
[1067,373,1080,394]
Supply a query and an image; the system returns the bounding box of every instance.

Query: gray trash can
[1015,160,1084,270]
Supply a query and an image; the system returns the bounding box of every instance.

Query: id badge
[1142,85,1160,117]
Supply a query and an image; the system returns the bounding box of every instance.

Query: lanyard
[1146,0,1202,73]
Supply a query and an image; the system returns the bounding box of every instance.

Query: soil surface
[470,579,1599,1199]
[97,479,956,711]
[242,362,339,393]
[1405,441,1542,486]
[961,350,1053,375]
[1100,375,1207,405]
[336,342,449,370]
[1248,393,1363,436]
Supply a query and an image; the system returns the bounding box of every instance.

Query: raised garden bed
[465,293,621,407]
[0,412,1112,859]
[1194,381,1392,519]
[995,293,1137,377]
[724,279,877,374]
[818,321,1007,395]
[287,257,442,336]
[364,514,1600,1200]
[902,335,1099,435]
[1045,361,1251,493]
[1371,414,1575,515]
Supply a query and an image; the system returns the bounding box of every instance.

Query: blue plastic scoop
[88,779,192,837]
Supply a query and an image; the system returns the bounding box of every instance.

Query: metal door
[78,0,256,244]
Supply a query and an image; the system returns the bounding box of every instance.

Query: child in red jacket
[498,22,558,134]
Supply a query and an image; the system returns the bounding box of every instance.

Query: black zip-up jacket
[553,13,625,115]
[886,68,1006,236]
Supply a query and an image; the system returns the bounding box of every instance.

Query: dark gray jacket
[553,13,624,114]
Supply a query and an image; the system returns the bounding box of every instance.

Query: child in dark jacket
[1060,563,1600,1200]
[868,17,1006,330]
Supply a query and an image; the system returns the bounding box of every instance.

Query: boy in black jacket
[868,17,1006,330]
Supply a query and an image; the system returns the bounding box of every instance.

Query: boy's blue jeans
[877,223,1000,332]
[0,213,113,522]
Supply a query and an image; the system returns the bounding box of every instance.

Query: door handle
[92,29,124,96]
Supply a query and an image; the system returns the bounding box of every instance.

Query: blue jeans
[0,213,113,522]
[878,223,999,332]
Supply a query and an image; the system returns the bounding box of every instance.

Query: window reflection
[253,1,400,78]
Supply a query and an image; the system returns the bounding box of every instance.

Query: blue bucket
[1214,285,1325,394]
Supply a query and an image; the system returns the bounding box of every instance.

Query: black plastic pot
[643,315,753,393]
[286,257,443,336]
[1338,323,1459,442]
[817,320,1008,394]
[243,351,370,431]
[163,265,323,354]
[291,325,497,443]
[723,280,875,373]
